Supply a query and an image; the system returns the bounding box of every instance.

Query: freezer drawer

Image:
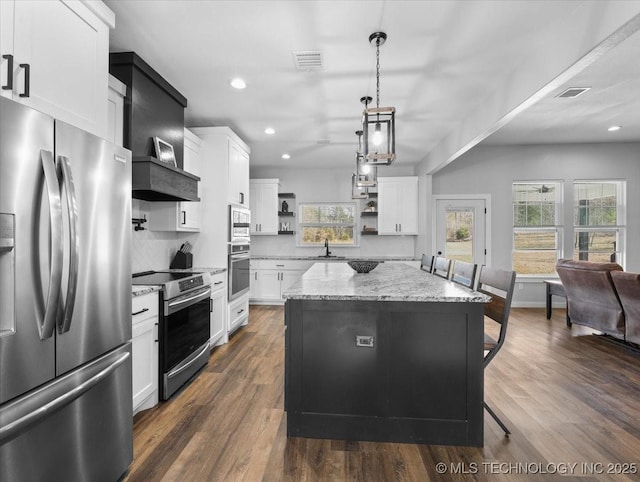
[0,343,133,482]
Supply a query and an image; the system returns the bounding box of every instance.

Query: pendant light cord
[376,38,381,109]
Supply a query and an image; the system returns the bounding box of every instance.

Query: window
[299,203,356,246]
[512,182,563,275]
[573,181,625,264]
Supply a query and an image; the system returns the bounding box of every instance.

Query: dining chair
[432,256,452,279]
[420,254,435,273]
[450,260,478,289]
[476,265,517,436]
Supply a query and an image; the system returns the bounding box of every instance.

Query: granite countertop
[132,267,226,297]
[166,267,227,275]
[282,262,491,303]
[132,285,161,297]
[251,255,420,262]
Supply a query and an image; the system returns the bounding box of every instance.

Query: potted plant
[365,200,377,212]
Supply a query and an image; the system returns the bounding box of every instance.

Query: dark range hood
[110,52,199,202]
[132,157,200,202]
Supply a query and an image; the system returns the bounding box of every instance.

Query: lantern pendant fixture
[355,129,377,188]
[362,31,396,165]
[351,172,369,199]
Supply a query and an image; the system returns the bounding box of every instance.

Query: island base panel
[285,299,484,447]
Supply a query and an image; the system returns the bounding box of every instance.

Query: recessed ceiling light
[282,154,291,159]
[230,78,246,89]
[608,125,622,132]
[264,127,275,135]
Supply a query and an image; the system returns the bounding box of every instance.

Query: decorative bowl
[348,260,379,273]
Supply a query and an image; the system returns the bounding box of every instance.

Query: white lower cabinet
[131,291,159,415]
[250,260,313,304]
[209,272,227,348]
[228,295,249,334]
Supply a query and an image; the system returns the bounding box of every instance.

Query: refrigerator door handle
[0,350,130,445]
[39,150,63,340]
[56,155,79,333]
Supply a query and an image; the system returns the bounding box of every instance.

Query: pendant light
[355,129,377,188]
[351,173,368,199]
[362,31,396,165]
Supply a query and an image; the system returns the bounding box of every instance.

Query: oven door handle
[230,252,251,260]
[167,287,212,315]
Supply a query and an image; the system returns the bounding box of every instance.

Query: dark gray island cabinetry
[283,262,491,447]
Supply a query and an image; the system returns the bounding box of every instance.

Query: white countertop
[282,262,490,303]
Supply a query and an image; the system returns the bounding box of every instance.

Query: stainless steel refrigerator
[0,97,133,481]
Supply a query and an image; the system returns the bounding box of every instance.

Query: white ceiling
[105,1,640,172]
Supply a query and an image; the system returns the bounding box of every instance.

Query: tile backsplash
[132,200,198,273]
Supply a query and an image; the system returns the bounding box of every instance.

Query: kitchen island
[283,262,491,447]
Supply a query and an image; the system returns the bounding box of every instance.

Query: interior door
[435,198,487,266]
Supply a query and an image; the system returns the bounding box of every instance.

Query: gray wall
[431,142,640,306]
[249,166,417,258]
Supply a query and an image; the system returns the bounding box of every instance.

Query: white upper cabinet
[378,177,419,235]
[1,0,114,138]
[250,179,279,235]
[107,74,125,146]
[148,128,203,232]
[228,139,250,206]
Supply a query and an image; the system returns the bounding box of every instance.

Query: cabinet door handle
[181,210,186,225]
[2,54,13,90]
[276,264,285,267]
[239,192,244,204]
[214,281,223,285]
[210,298,213,312]
[399,223,402,232]
[237,308,245,315]
[254,272,257,280]
[19,63,29,98]
[132,307,149,316]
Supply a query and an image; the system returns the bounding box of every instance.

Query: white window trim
[297,202,359,247]
[512,181,564,277]
[572,179,626,267]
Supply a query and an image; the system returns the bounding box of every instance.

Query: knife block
[170,251,192,269]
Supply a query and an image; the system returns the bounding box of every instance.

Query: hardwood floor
[125,305,640,481]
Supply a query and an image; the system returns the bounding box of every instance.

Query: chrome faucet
[324,238,331,257]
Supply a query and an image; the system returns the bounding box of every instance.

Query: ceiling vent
[556,87,591,99]
[293,50,323,71]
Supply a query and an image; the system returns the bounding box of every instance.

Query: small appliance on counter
[170,241,193,268]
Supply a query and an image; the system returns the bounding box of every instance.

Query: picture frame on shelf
[153,137,177,167]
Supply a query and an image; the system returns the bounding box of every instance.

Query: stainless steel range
[132,271,211,400]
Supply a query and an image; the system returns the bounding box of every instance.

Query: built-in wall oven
[132,271,212,400]
[229,204,251,301]
[229,243,250,300]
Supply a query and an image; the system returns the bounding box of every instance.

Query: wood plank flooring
[125,305,640,481]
